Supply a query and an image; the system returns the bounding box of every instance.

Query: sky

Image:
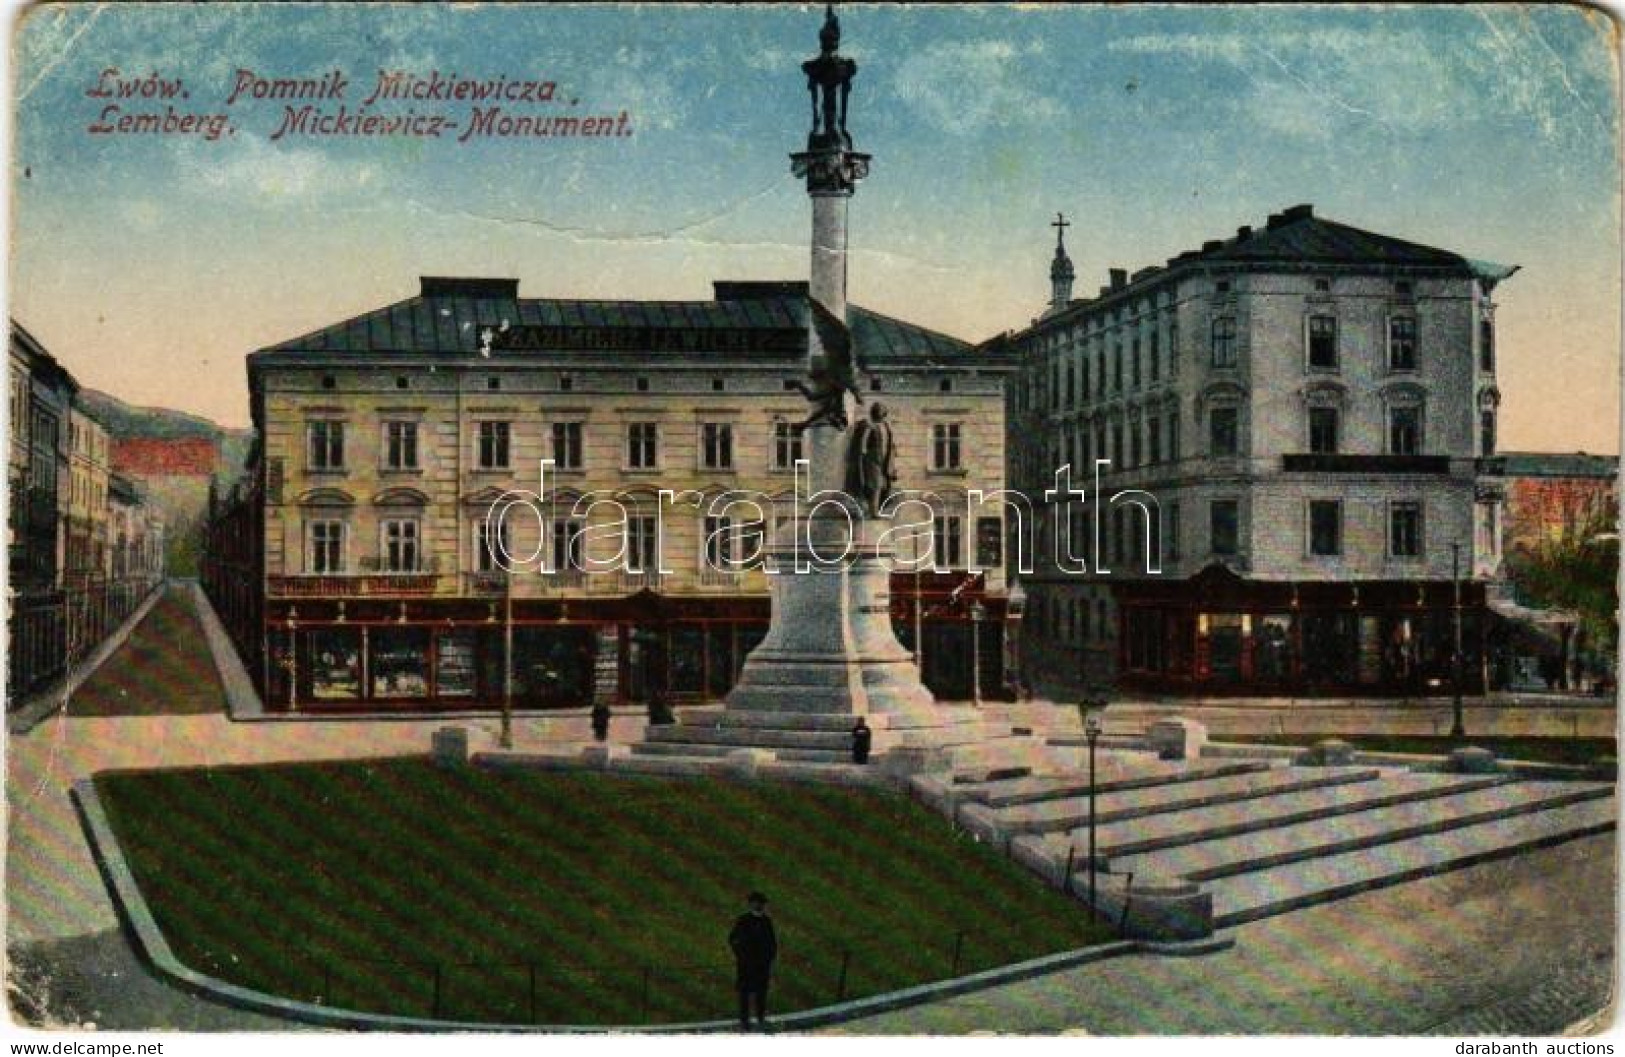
[8,3,1621,452]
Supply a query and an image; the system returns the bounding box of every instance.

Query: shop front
[1115,564,1487,697]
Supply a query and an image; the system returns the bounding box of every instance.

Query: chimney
[1283,203,1314,222]
[1201,240,1223,253]
[1265,212,1285,230]
[1236,225,1253,240]
[420,277,520,299]
[1109,268,1127,291]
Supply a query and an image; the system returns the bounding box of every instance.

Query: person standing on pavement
[729,891,778,1030]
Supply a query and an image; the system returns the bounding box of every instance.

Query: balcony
[270,557,443,598]
[1281,454,1452,475]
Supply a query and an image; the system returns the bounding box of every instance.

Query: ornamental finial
[802,4,857,150]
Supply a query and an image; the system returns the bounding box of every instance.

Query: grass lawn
[1221,733,1616,767]
[95,760,1110,1026]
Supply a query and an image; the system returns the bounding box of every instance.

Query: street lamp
[1083,710,1103,922]
[1451,542,1465,739]
[969,600,986,705]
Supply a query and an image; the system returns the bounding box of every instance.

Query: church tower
[1047,212,1074,314]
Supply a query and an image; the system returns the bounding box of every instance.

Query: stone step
[678,709,872,733]
[962,758,1277,808]
[1114,781,1615,885]
[628,741,851,764]
[645,724,852,750]
[998,766,1386,837]
[1081,773,1514,856]
[1201,794,1617,926]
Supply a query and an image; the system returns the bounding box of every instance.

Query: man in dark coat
[728,891,778,1030]
[851,717,872,764]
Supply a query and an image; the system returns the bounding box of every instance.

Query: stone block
[955,802,1008,852]
[431,727,469,768]
[879,745,951,778]
[581,744,628,768]
[1295,738,1356,766]
[1088,875,1214,942]
[1149,718,1208,761]
[1450,746,1500,774]
[727,748,775,778]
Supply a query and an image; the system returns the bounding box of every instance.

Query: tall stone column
[723,6,939,726]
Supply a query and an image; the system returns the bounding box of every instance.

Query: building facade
[64,405,113,657]
[8,323,75,698]
[1003,204,1512,697]
[209,277,1012,713]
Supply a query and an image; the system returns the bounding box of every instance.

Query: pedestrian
[850,717,872,764]
[590,701,611,741]
[728,891,777,1031]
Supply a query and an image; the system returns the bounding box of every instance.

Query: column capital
[791,148,871,197]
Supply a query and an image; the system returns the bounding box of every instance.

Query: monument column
[720,5,944,727]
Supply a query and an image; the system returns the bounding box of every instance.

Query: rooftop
[1492,452,1619,479]
[255,278,977,365]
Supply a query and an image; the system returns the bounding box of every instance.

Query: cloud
[172,134,386,203]
[892,40,1061,136]
[1109,20,1613,146]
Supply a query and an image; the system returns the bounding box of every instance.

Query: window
[307,421,345,471]
[552,422,583,470]
[636,377,650,392]
[1166,502,1181,561]
[701,422,734,470]
[487,377,501,391]
[1308,316,1338,369]
[1168,411,1181,461]
[1390,502,1423,558]
[932,423,962,471]
[1210,407,1239,456]
[1314,277,1331,292]
[1112,343,1123,390]
[1081,352,1092,400]
[1480,319,1495,372]
[1131,339,1142,388]
[307,521,344,573]
[627,422,658,468]
[1149,331,1160,383]
[1111,423,1124,466]
[703,515,735,568]
[932,514,963,568]
[321,375,336,390]
[1215,281,1231,294]
[1389,406,1422,456]
[1211,317,1237,367]
[382,519,420,572]
[939,378,953,393]
[1147,417,1162,465]
[712,378,725,392]
[773,421,803,470]
[1309,501,1342,556]
[560,374,574,392]
[1309,407,1339,454]
[1480,409,1497,456]
[1129,422,1142,468]
[551,519,585,572]
[1395,280,1413,296]
[626,515,658,572]
[395,376,409,390]
[384,421,418,470]
[1210,500,1238,556]
[475,517,512,572]
[478,421,510,470]
[1388,317,1417,370]
[976,517,1002,567]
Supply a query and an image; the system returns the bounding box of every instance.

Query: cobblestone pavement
[6,588,1618,1033]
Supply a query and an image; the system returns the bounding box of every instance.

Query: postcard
[5,2,1619,1047]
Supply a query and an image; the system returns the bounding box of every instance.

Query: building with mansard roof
[207,277,1016,713]
[1001,203,1515,697]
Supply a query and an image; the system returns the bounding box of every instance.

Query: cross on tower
[1052,212,1070,248]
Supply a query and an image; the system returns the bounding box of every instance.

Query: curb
[72,777,1225,1033]
[188,581,265,720]
[9,583,166,736]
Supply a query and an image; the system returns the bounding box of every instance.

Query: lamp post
[1451,542,1465,739]
[501,568,514,749]
[1083,710,1102,922]
[969,600,986,705]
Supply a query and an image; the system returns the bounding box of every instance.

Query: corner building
[222,277,1012,713]
[1004,204,1512,697]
